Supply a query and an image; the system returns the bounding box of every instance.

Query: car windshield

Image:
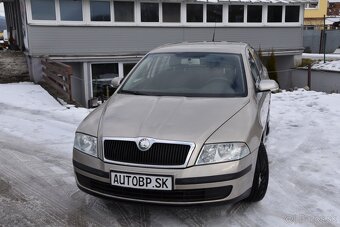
[119,52,247,97]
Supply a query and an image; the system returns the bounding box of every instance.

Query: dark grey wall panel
[303,30,321,53]
[303,30,340,54]
[27,26,303,56]
[292,69,340,93]
[325,30,340,53]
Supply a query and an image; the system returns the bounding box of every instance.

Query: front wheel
[245,143,269,202]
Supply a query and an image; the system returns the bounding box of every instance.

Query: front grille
[76,173,232,202]
[104,140,191,166]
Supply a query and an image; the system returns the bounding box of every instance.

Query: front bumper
[73,148,256,205]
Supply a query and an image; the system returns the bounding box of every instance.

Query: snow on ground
[0,82,90,157]
[301,53,340,72]
[266,90,340,226]
[0,83,340,226]
[310,60,340,72]
[302,53,340,60]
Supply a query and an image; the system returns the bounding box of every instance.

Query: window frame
[305,1,319,9]
[30,0,57,21]
[206,4,223,23]
[162,2,181,23]
[186,3,204,23]
[59,0,85,24]
[26,0,302,27]
[113,1,136,25]
[89,61,136,98]
[27,0,58,25]
[140,2,160,23]
[285,5,300,23]
[89,0,112,23]
[90,62,120,99]
[246,5,263,24]
[267,5,283,23]
[228,4,245,24]
[123,62,137,77]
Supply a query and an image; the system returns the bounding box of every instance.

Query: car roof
[149,42,249,54]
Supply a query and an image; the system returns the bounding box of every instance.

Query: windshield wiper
[119,90,151,96]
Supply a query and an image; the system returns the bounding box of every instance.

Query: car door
[247,48,270,133]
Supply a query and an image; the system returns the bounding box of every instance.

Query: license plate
[110,171,173,191]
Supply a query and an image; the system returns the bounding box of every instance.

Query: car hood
[99,94,249,144]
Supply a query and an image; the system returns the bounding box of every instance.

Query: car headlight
[196,143,250,165]
[74,133,97,157]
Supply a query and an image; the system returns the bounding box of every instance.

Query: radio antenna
[212,22,217,42]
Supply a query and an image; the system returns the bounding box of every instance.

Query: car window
[251,49,264,74]
[248,50,261,83]
[119,52,247,97]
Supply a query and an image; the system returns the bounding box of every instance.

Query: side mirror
[257,79,279,92]
[111,77,122,88]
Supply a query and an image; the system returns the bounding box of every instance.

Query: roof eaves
[200,0,316,3]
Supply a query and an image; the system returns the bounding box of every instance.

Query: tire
[245,143,269,202]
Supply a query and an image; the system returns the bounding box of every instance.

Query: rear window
[119,53,247,97]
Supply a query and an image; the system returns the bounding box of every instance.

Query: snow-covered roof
[0,0,318,3]
[325,17,340,25]
[197,0,316,3]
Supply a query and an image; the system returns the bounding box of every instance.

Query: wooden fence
[41,58,73,103]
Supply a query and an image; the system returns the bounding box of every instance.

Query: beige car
[73,42,278,204]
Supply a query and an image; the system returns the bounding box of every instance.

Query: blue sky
[0,3,4,17]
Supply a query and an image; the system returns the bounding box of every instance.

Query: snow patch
[311,60,340,72]
[0,83,91,155]
[302,53,340,61]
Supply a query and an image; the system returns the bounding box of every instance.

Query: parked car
[73,42,278,204]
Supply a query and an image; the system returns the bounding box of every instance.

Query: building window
[267,6,282,23]
[162,3,180,23]
[114,1,134,22]
[60,0,83,21]
[187,4,203,22]
[123,63,136,77]
[247,5,262,23]
[90,0,111,22]
[305,2,318,9]
[141,3,159,22]
[285,6,300,22]
[229,5,244,23]
[31,0,56,20]
[207,4,222,23]
[91,63,119,100]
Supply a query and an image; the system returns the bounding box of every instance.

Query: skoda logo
[138,138,151,151]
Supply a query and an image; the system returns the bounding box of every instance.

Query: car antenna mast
[212,22,217,42]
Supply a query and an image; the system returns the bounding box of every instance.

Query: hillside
[0,16,6,31]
